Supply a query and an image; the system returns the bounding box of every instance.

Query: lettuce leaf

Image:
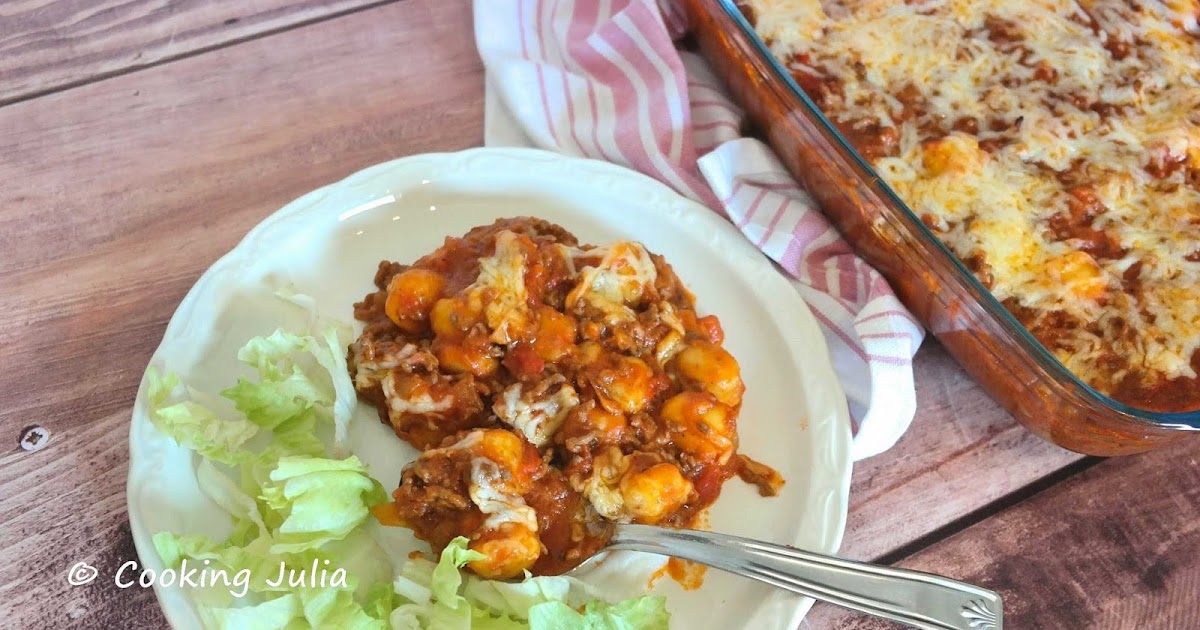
[146,312,670,630]
[153,531,235,571]
[310,323,357,459]
[220,322,356,458]
[388,538,499,630]
[222,330,331,433]
[261,456,387,554]
[220,369,326,433]
[461,573,573,617]
[146,368,259,466]
[199,593,302,630]
[387,538,669,630]
[526,598,670,630]
[273,286,358,458]
[363,580,401,621]
[148,324,390,629]
[298,588,389,630]
[197,459,269,541]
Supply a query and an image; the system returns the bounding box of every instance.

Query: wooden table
[2,1,1197,628]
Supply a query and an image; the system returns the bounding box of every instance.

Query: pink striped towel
[474,0,925,460]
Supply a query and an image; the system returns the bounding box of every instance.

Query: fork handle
[611,524,1003,630]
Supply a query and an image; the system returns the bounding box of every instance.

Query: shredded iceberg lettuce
[144,295,669,630]
[388,538,668,630]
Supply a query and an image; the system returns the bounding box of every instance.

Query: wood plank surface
[1,0,1173,627]
[0,1,481,627]
[806,436,1200,629]
[0,0,391,105]
[836,338,1084,562]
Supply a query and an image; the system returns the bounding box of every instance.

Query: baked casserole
[743,0,1200,411]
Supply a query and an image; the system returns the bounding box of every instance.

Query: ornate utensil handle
[612,524,1002,630]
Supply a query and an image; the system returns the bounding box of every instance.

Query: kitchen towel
[474,0,925,460]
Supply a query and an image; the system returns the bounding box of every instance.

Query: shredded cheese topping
[351,342,418,390]
[567,241,660,323]
[381,372,453,415]
[576,447,631,522]
[750,0,1200,396]
[493,376,580,447]
[470,230,533,345]
[469,458,539,532]
[428,433,539,532]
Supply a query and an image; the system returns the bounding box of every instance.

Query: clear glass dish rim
[713,0,1200,429]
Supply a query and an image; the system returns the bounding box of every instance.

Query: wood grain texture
[0,409,168,629]
[0,0,392,105]
[836,338,1084,562]
[3,0,1189,627]
[807,437,1200,629]
[0,0,480,626]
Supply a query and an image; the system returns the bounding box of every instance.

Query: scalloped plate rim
[126,147,852,630]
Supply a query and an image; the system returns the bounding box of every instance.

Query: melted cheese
[655,331,686,365]
[470,230,533,345]
[751,0,1200,391]
[424,431,483,456]
[351,342,418,390]
[469,458,539,532]
[493,375,580,447]
[574,447,631,522]
[567,242,659,323]
[654,302,688,364]
[429,432,539,532]
[381,372,453,415]
[752,0,829,48]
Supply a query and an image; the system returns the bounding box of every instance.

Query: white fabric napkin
[474,0,925,460]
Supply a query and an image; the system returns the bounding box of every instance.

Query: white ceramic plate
[127,148,851,629]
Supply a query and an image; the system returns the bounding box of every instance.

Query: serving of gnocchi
[354,217,783,579]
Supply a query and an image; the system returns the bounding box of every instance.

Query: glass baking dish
[684,0,1200,455]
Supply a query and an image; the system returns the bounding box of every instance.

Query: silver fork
[571,524,1003,630]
